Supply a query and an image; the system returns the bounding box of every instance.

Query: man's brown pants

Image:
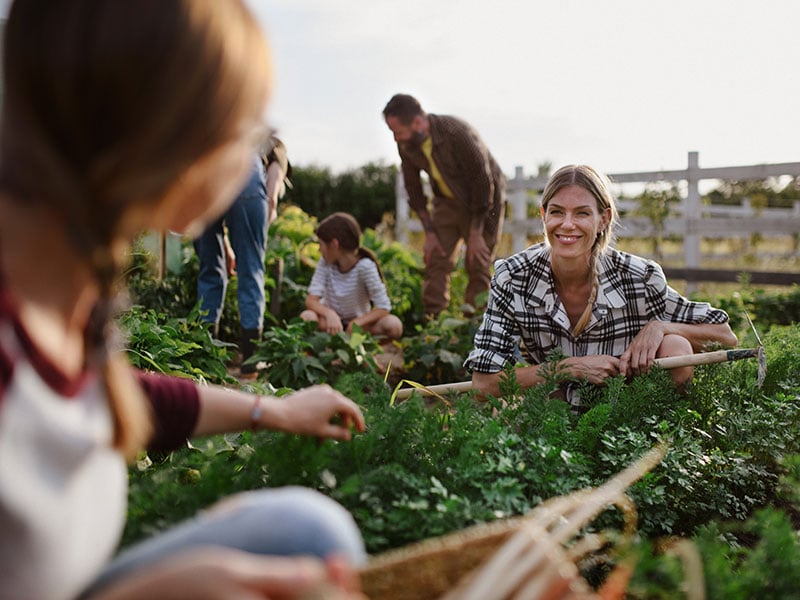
[424,196,504,317]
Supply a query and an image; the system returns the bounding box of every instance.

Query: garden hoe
[395,336,767,401]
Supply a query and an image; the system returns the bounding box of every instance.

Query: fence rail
[395,151,800,286]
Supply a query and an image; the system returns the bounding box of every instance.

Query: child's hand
[323,308,344,334]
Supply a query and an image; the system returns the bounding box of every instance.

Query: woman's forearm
[472,364,548,399]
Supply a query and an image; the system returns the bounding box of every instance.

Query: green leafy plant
[245,319,381,389]
[126,236,243,341]
[120,303,236,385]
[400,311,482,385]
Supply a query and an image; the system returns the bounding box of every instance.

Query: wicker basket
[360,444,667,600]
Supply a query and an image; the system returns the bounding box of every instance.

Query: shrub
[245,320,381,390]
[121,304,236,385]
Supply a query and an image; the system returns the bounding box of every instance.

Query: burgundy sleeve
[135,371,200,453]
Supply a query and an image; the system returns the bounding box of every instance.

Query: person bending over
[383,93,505,318]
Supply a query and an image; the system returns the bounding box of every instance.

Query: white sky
[250,0,800,176]
[2,1,798,176]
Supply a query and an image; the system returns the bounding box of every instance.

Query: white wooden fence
[395,151,800,283]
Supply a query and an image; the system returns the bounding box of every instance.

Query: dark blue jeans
[194,157,267,331]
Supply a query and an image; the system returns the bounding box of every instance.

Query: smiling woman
[465,164,738,402]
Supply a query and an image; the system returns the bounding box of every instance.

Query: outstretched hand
[274,385,366,441]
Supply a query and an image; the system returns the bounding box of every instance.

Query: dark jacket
[397,113,505,222]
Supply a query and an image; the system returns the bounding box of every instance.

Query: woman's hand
[562,355,621,385]
[92,548,366,600]
[620,320,666,376]
[267,385,366,441]
[224,234,237,276]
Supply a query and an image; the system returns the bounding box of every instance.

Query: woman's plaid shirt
[465,243,730,373]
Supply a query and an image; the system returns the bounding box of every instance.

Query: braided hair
[0,0,272,459]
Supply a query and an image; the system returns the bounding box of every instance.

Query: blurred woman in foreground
[0,1,366,598]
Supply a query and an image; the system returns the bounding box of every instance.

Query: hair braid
[84,239,152,460]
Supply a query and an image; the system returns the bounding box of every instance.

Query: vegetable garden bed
[122,211,800,598]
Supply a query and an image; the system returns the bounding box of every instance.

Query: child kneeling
[301,212,403,341]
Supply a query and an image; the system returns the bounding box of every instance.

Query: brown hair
[316,212,383,280]
[540,165,619,336]
[382,94,426,125]
[0,0,272,458]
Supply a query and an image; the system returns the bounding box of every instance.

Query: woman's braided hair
[0,0,272,458]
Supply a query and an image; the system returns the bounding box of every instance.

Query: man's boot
[239,327,262,379]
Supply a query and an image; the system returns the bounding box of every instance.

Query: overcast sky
[2,1,798,177]
[250,0,800,177]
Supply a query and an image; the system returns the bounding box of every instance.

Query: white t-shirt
[0,322,127,600]
[307,257,391,322]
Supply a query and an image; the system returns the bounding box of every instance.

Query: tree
[283,162,398,230]
[632,183,681,262]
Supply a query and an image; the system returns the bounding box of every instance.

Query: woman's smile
[543,185,608,259]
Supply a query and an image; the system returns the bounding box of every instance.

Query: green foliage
[704,176,800,209]
[283,162,397,229]
[630,183,682,261]
[126,237,243,342]
[123,325,800,598]
[748,286,800,328]
[264,206,320,321]
[697,285,800,343]
[125,243,199,317]
[120,230,800,598]
[120,304,236,385]
[245,319,381,389]
[694,508,800,600]
[400,312,482,385]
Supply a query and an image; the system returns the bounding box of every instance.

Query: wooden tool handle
[394,380,473,399]
[654,347,759,369]
[394,348,760,400]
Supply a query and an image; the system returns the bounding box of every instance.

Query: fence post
[684,151,701,293]
[395,171,410,245]
[511,166,529,253]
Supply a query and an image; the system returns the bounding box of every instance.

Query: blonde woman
[466,164,737,402]
[0,1,365,599]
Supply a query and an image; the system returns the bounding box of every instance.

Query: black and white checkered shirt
[465,243,730,373]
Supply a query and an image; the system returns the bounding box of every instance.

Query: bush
[245,319,381,390]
